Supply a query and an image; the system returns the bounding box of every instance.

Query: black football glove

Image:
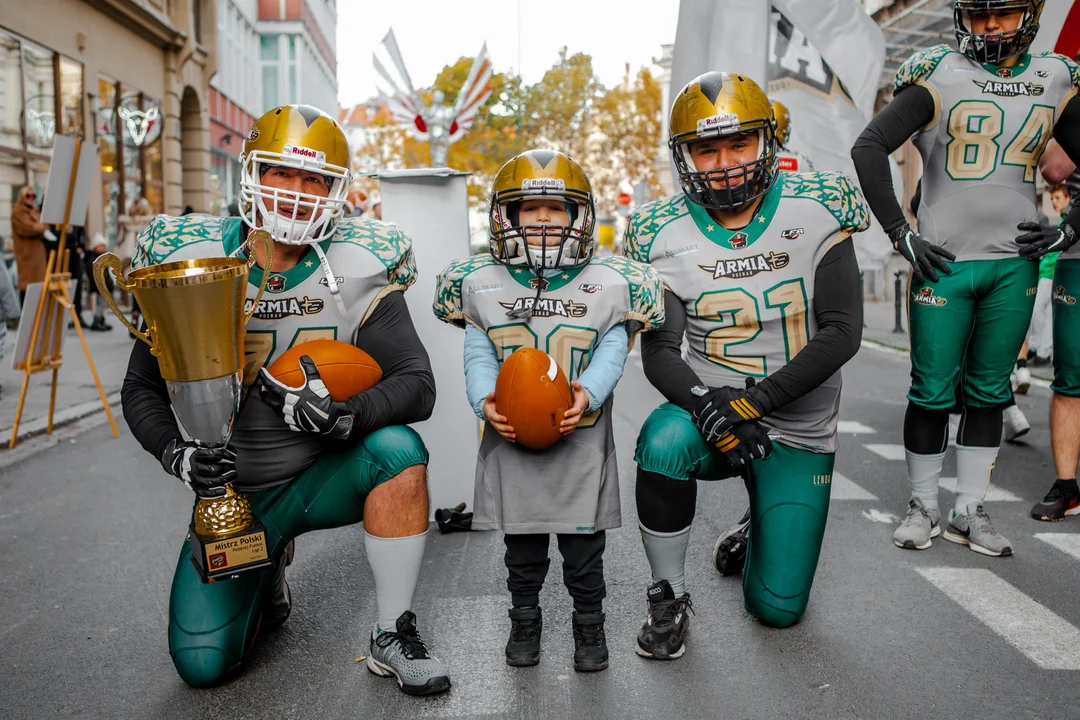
[714,421,774,469]
[259,356,355,439]
[1015,221,1078,259]
[160,439,236,499]
[888,224,955,283]
[693,378,766,446]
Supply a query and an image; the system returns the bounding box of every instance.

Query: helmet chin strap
[312,242,348,317]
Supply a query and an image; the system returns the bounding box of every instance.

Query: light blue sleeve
[464,323,500,420]
[577,323,629,412]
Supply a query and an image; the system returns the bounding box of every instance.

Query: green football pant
[168,425,428,687]
[907,257,1037,409]
[635,403,834,628]
[1052,259,1080,396]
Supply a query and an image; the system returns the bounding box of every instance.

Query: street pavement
[1,311,1077,720]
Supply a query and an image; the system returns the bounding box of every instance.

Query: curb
[0,391,122,447]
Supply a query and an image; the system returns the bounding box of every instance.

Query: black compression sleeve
[640,288,706,414]
[343,290,435,436]
[851,84,936,234]
[121,338,183,462]
[748,240,863,414]
[1053,95,1080,172]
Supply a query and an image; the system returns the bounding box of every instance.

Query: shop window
[21,40,55,153]
[0,32,22,151]
[58,56,83,137]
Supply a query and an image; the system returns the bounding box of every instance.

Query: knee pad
[742,500,827,629]
[634,405,704,481]
[359,425,430,487]
[635,469,697,532]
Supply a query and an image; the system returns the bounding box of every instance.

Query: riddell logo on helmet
[521,178,565,191]
[282,144,326,166]
[697,113,740,133]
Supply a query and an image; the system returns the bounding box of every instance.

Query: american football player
[625,71,868,657]
[433,150,664,672]
[851,1,1080,553]
[121,105,450,694]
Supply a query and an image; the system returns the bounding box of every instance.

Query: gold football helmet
[669,72,778,211]
[239,105,352,245]
[489,150,596,271]
[772,100,791,147]
[954,0,1044,65]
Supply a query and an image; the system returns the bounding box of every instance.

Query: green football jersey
[626,171,870,453]
[895,45,1080,260]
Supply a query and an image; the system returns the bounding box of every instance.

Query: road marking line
[938,477,1023,502]
[832,472,878,500]
[916,567,1080,670]
[838,420,877,435]
[865,443,906,461]
[1034,533,1080,562]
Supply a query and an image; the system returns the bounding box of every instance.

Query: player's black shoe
[505,606,542,667]
[1031,481,1080,522]
[635,580,693,660]
[712,508,751,576]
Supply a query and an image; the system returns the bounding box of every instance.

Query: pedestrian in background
[11,186,46,304]
[1028,184,1071,364]
[0,249,20,382]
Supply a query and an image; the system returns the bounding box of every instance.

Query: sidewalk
[862,299,1054,384]
[0,320,134,445]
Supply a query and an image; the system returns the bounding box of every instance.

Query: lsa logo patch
[1036,70,1051,78]
[730,232,749,249]
[579,283,602,294]
[912,287,947,307]
[266,273,287,293]
[781,227,804,240]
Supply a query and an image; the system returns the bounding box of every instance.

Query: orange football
[266,339,382,401]
[495,347,573,451]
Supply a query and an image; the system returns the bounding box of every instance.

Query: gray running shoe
[367,611,451,696]
[943,503,1013,557]
[893,497,941,550]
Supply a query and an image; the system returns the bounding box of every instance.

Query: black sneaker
[712,508,751,576]
[505,606,542,667]
[635,580,693,660]
[1031,481,1080,522]
[572,611,608,672]
[89,317,113,332]
[262,540,294,630]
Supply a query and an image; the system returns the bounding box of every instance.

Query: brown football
[266,339,382,401]
[495,347,573,451]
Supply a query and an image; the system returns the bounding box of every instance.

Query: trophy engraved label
[94,231,277,581]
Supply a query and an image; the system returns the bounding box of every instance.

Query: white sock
[905,450,945,513]
[954,444,998,516]
[639,523,691,596]
[365,530,427,638]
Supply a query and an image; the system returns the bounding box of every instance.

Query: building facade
[0,0,216,255]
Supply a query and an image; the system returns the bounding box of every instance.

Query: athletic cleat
[712,508,751,576]
[635,580,693,660]
[1003,405,1030,443]
[367,611,451,696]
[1012,367,1031,395]
[1030,480,1080,522]
[572,611,609,672]
[943,503,1013,557]
[505,606,542,667]
[893,497,941,550]
[262,540,295,630]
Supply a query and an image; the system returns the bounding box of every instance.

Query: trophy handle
[244,230,275,326]
[92,253,154,347]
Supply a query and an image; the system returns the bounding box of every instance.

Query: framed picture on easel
[10,277,72,371]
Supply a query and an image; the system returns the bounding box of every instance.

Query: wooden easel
[8,137,119,448]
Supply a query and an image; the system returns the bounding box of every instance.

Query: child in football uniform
[433,150,664,672]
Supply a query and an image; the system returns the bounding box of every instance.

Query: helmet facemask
[671,123,779,212]
[239,148,352,246]
[954,0,1040,65]
[489,185,596,273]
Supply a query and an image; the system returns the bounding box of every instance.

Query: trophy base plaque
[189,520,273,582]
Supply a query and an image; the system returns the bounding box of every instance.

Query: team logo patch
[498,297,587,318]
[997,68,1013,78]
[1053,286,1077,305]
[248,128,260,141]
[209,552,228,569]
[781,227,804,240]
[973,79,1043,97]
[578,283,602,294]
[245,295,325,320]
[730,232,749,249]
[912,287,947,307]
[1036,70,1051,78]
[318,276,345,288]
[266,273,287,293]
[529,277,549,290]
[698,251,790,280]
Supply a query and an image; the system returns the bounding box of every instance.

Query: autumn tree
[522,48,601,160]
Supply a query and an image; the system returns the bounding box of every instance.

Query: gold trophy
[93,231,275,582]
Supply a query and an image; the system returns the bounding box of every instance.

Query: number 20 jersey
[896,45,1080,260]
[626,172,871,453]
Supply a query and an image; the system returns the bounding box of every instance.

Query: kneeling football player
[433,150,663,671]
[624,72,869,656]
[121,104,450,694]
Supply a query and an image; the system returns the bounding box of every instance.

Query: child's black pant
[504,531,606,614]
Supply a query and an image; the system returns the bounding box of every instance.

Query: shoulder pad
[782,172,871,234]
[624,194,689,263]
[131,214,236,270]
[335,218,417,289]
[1039,51,1080,90]
[432,254,497,326]
[894,44,954,93]
[592,256,665,330]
